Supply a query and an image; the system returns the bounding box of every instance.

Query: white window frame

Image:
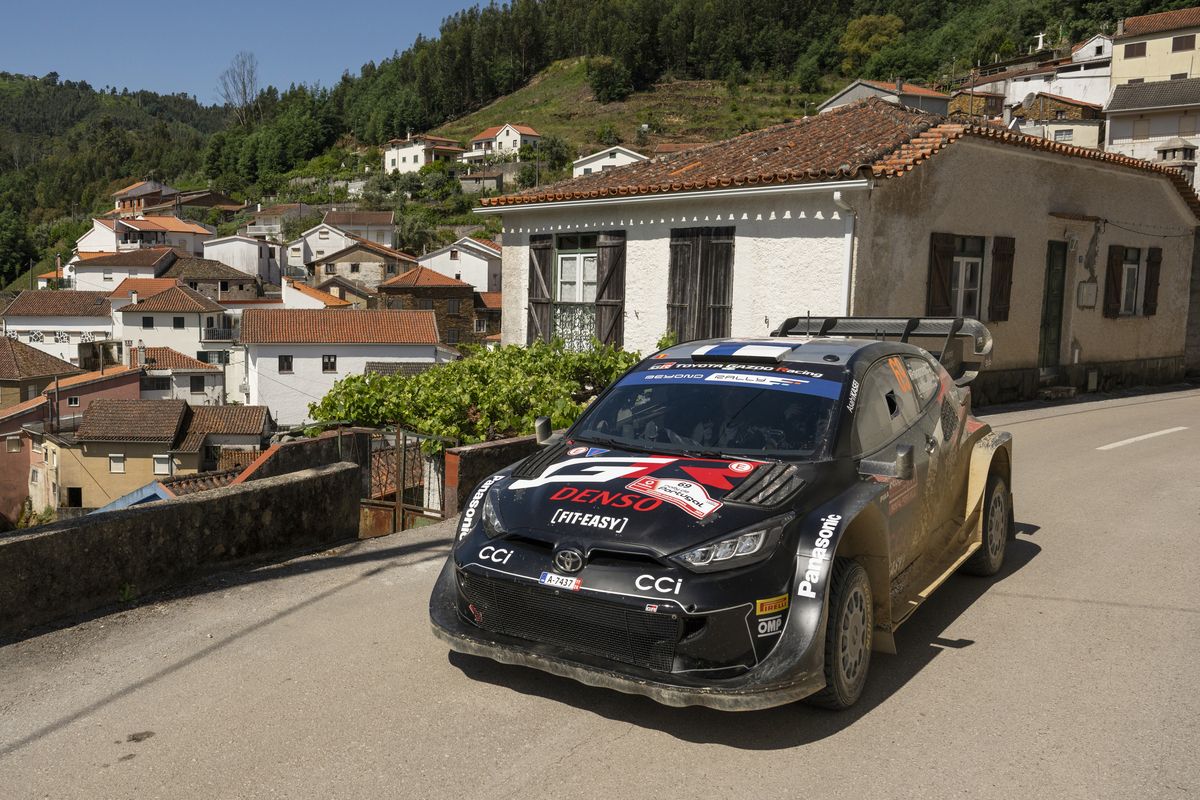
[67,396,80,407]
[108,454,126,474]
[1053,129,1073,142]
[555,251,598,303]
[153,454,171,476]
[474,318,488,333]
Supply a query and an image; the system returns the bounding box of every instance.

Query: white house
[322,211,395,247]
[572,146,649,177]
[281,278,351,309]
[284,223,354,271]
[1105,77,1200,185]
[115,285,237,367]
[1,290,116,365]
[71,248,176,293]
[240,308,456,426]
[961,37,1112,112]
[461,124,541,164]
[203,235,282,284]
[132,345,225,405]
[243,202,314,241]
[74,216,214,256]
[479,97,1200,400]
[417,236,502,292]
[384,135,466,174]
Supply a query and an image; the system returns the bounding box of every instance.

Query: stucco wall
[1112,28,1200,85]
[0,462,360,639]
[499,191,850,354]
[59,442,199,509]
[3,315,116,364]
[853,139,1196,371]
[419,246,500,292]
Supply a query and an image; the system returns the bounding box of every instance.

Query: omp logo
[508,457,676,490]
[756,594,789,615]
[757,615,783,637]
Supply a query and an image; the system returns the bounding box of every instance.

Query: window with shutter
[926,233,956,315]
[595,231,626,347]
[988,236,1015,322]
[526,235,553,345]
[666,227,735,342]
[1103,244,1124,318]
[1143,247,1161,316]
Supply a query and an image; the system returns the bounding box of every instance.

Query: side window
[851,358,921,455]
[905,356,940,406]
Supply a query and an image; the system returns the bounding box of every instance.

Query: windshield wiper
[572,434,658,455]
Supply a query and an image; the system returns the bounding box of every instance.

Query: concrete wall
[0,462,360,639]
[854,139,1196,375]
[74,265,159,293]
[499,191,849,354]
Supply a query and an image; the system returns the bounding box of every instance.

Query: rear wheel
[808,559,873,710]
[962,475,1010,577]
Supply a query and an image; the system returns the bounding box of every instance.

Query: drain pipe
[832,190,858,315]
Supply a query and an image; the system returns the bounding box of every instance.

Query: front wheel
[808,559,873,710]
[962,474,1010,577]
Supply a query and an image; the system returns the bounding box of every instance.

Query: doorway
[1040,241,1068,369]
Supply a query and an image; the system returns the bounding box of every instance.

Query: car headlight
[482,491,507,538]
[671,512,795,573]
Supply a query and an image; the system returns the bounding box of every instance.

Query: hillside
[432,58,821,153]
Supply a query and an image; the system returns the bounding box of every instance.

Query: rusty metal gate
[362,429,457,534]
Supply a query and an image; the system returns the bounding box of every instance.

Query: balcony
[203,327,234,341]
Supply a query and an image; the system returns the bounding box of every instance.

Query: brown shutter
[1143,246,1162,316]
[1103,244,1124,319]
[700,227,735,338]
[927,232,955,316]
[595,231,626,347]
[526,234,553,344]
[667,231,697,342]
[988,236,1015,322]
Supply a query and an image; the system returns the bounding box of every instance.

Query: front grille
[459,571,683,672]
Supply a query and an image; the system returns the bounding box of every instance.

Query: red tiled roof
[481,97,1200,220]
[1022,92,1102,110]
[318,237,417,264]
[0,338,81,381]
[323,211,394,227]
[37,269,64,280]
[75,248,176,268]
[159,468,241,495]
[175,405,269,452]
[380,266,472,288]
[241,309,440,344]
[76,398,188,443]
[118,216,211,235]
[468,236,501,253]
[119,285,225,313]
[653,143,712,155]
[46,365,140,393]
[861,80,950,99]
[0,394,48,423]
[471,123,540,142]
[132,346,220,372]
[109,277,179,299]
[1120,7,1200,38]
[286,279,352,308]
[74,250,119,261]
[2,290,112,318]
[112,179,150,196]
[388,134,463,147]
[476,291,502,310]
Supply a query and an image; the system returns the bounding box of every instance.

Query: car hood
[490,442,817,558]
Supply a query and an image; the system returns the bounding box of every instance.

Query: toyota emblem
[554,548,584,574]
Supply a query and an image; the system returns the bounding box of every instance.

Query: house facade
[384,135,466,174]
[2,291,116,366]
[378,267,480,346]
[285,223,354,271]
[0,338,80,409]
[133,346,224,405]
[112,180,178,216]
[309,239,417,290]
[482,98,1200,402]
[72,248,176,292]
[115,286,238,368]
[322,211,395,247]
[163,257,263,301]
[819,80,950,114]
[462,124,541,164]
[1112,8,1200,87]
[416,236,502,292]
[240,308,455,425]
[572,146,649,177]
[203,235,282,284]
[243,203,314,241]
[74,216,213,256]
[1105,78,1200,185]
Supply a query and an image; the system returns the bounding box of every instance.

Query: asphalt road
[2,389,1199,800]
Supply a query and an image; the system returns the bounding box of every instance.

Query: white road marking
[1096,427,1188,451]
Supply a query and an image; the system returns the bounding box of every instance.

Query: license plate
[539,572,582,591]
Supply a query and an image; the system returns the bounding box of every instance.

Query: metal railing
[202,327,234,341]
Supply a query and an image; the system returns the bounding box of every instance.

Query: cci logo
[635,574,683,595]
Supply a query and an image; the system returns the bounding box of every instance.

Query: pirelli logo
[756,594,789,615]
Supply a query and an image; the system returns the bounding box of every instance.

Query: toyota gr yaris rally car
[430,317,1014,711]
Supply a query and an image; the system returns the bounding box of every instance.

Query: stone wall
[236,428,372,498]
[0,462,360,639]
[380,285,483,346]
[444,433,540,514]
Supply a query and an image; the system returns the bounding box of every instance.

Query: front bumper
[428,558,827,711]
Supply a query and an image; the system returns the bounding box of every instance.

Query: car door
[905,353,969,543]
[850,356,928,578]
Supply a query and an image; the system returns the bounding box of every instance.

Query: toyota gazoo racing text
[430,317,1015,711]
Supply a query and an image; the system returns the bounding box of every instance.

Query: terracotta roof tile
[0,394,48,423]
[241,309,440,344]
[159,467,241,495]
[323,211,394,227]
[1025,91,1102,110]
[468,236,501,253]
[471,124,539,142]
[2,290,112,318]
[76,398,188,443]
[286,279,352,307]
[74,250,119,261]
[652,143,712,154]
[119,285,225,313]
[175,405,269,452]
[0,338,81,381]
[46,365,140,392]
[475,291,502,310]
[75,248,176,268]
[132,346,220,372]
[380,266,472,288]
[119,216,211,235]
[163,257,254,281]
[1120,7,1200,38]
[109,278,179,299]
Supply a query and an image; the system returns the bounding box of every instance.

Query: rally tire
[962,474,1010,577]
[808,558,873,711]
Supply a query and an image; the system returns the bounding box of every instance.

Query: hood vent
[512,440,570,480]
[724,462,805,507]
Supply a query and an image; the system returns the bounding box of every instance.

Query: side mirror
[534,416,552,445]
[859,444,914,481]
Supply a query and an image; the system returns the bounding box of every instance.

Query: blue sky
[1,0,479,104]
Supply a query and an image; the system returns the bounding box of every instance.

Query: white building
[1105,77,1200,185]
[819,80,950,114]
[72,249,176,293]
[281,278,351,309]
[240,308,456,426]
[572,146,649,177]
[74,216,214,256]
[132,345,225,405]
[384,135,466,174]
[203,235,282,284]
[243,202,315,241]
[284,223,354,271]
[322,211,395,247]
[114,285,237,367]
[962,37,1113,111]
[1,291,116,365]
[461,124,541,164]
[417,236,502,292]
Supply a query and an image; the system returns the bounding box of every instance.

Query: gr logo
[635,574,683,595]
[757,615,783,637]
[478,545,513,565]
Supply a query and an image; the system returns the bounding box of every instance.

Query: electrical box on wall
[1077,280,1098,309]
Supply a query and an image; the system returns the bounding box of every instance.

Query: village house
[114,285,237,370]
[384,134,466,174]
[461,124,541,164]
[958,36,1112,112]
[243,202,315,241]
[0,338,80,408]
[240,308,456,426]
[309,238,417,290]
[111,180,178,217]
[572,146,649,177]
[71,248,177,292]
[322,210,395,247]
[132,345,225,405]
[481,98,1200,402]
[417,236,502,292]
[139,189,244,221]
[1105,78,1200,185]
[163,257,263,301]
[1112,7,1200,87]
[313,276,374,309]
[285,222,355,271]
[819,80,950,114]
[75,216,214,256]
[1010,93,1105,148]
[281,278,351,309]
[203,235,282,284]
[2,290,116,365]
[474,291,503,344]
[378,267,480,346]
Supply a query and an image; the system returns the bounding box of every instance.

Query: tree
[0,207,36,287]
[218,51,261,128]
[587,56,633,103]
[839,15,905,76]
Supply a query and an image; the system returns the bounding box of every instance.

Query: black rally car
[430,317,1014,711]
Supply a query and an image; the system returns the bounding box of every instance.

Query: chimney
[896,77,904,92]
[130,290,138,306]
[1117,20,1125,36]
[137,339,146,369]
[1003,104,1014,125]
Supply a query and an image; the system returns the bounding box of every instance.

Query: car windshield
[572,365,843,460]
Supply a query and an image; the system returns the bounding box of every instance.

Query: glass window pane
[559,282,577,302]
[559,235,578,250]
[582,281,597,303]
[559,256,577,282]
[582,255,597,282]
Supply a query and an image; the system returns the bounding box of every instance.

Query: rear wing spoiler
[770,316,993,386]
